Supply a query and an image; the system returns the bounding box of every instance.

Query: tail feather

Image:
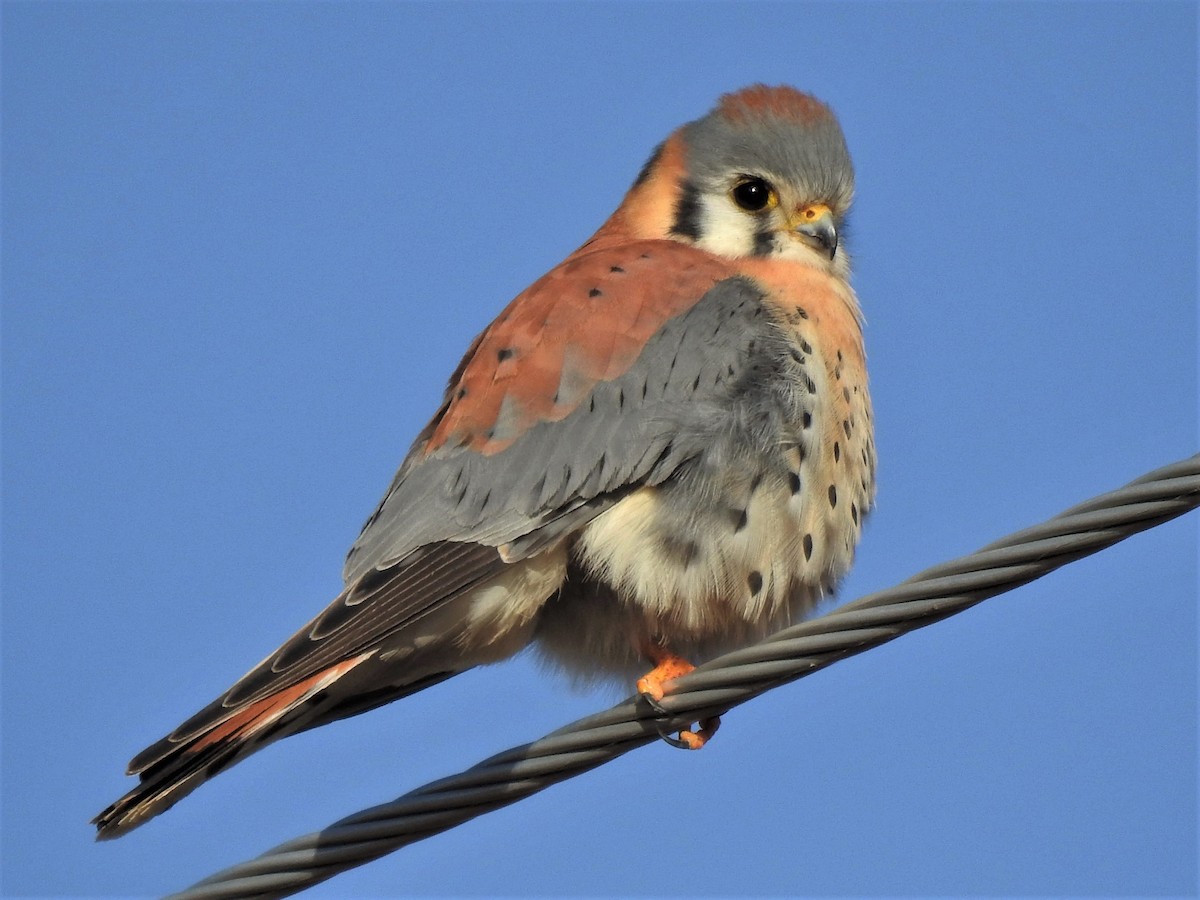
[93,652,376,840]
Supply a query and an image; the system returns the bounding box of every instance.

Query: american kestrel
[95,84,876,838]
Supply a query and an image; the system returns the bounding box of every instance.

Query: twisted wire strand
[170,454,1200,900]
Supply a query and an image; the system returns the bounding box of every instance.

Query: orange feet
[636,651,721,750]
[636,652,695,703]
[669,715,721,750]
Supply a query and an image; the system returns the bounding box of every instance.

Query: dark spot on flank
[662,536,700,568]
[833,441,841,462]
[843,419,852,437]
[803,533,814,560]
[734,509,749,532]
[790,347,805,364]
[588,287,602,298]
[799,339,813,355]
[788,471,801,494]
[851,503,860,525]
[610,265,625,273]
[843,387,851,402]
[828,485,838,508]
[750,472,763,492]
[805,375,818,395]
[497,347,514,362]
[747,571,763,595]
[836,349,844,362]
[796,306,809,319]
[802,411,812,429]
[456,387,467,399]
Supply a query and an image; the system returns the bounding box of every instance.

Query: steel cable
[170,453,1199,899]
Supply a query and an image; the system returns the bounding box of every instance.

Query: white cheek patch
[692,195,756,258]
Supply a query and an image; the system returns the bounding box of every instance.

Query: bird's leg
[636,646,721,750]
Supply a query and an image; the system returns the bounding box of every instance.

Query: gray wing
[344,272,787,582]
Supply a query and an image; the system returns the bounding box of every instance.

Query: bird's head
[615,85,854,278]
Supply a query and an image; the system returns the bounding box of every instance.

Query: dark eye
[731,178,775,212]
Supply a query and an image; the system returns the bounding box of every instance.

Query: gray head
[641,85,855,274]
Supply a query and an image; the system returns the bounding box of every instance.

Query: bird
[94,84,876,839]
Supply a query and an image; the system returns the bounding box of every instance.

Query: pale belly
[534,333,874,682]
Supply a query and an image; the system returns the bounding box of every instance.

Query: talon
[654,715,721,750]
[639,690,669,716]
[654,724,694,749]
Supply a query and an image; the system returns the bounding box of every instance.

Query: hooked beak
[791,203,838,260]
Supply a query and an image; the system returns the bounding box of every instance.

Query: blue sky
[3,2,1196,897]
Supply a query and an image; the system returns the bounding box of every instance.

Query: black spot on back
[747,571,763,595]
[803,533,814,560]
